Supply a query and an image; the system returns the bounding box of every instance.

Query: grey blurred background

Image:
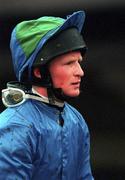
[0,0,125,179]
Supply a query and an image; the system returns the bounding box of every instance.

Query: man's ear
[33,67,41,78]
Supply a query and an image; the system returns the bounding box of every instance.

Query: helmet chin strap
[47,86,74,105]
[47,86,64,104]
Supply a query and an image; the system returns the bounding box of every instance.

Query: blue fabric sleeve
[79,123,94,180]
[82,125,94,180]
[0,123,34,179]
[65,103,94,179]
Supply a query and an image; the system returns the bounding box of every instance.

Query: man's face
[49,51,84,97]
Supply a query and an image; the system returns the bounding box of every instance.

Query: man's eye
[65,61,74,65]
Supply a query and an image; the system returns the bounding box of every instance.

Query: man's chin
[65,91,80,98]
[52,88,81,101]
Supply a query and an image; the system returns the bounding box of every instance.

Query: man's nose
[75,62,84,77]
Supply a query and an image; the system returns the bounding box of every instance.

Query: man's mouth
[72,80,81,85]
[71,82,81,87]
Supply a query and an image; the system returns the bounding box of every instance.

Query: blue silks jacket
[0,100,94,180]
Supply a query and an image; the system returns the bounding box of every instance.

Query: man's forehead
[49,51,84,65]
[65,51,83,59]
